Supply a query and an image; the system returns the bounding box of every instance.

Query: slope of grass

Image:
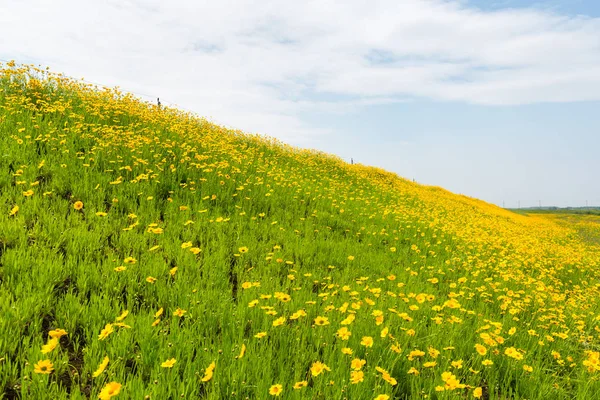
[1,62,600,400]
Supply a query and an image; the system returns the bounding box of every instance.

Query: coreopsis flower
[98,324,114,340]
[8,205,19,216]
[161,358,176,368]
[98,382,121,400]
[314,316,329,326]
[73,201,83,210]
[351,358,366,370]
[473,387,483,398]
[310,361,331,376]
[350,370,364,384]
[189,247,201,254]
[93,356,109,378]
[48,329,68,339]
[34,359,54,374]
[237,344,246,359]
[41,337,59,354]
[269,384,282,396]
[475,344,487,356]
[293,381,308,389]
[173,308,186,317]
[115,310,129,322]
[201,361,216,382]
[374,395,390,400]
[504,347,524,360]
[407,349,425,361]
[360,336,373,347]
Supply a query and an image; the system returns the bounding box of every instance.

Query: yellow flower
[482,359,493,366]
[115,310,129,322]
[341,347,353,355]
[8,205,19,216]
[237,344,246,359]
[407,367,419,375]
[473,387,483,398]
[41,337,59,354]
[504,347,524,360]
[33,359,54,374]
[293,380,308,389]
[241,282,253,289]
[146,276,157,284]
[310,361,331,376]
[272,317,286,327]
[93,356,110,378]
[98,382,121,400]
[23,190,34,197]
[201,361,216,382]
[475,344,487,356]
[523,364,533,372]
[155,308,164,318]
[254,332,267,339]
[114,266,126,272]
[314,316,329,326]
[374,395,390,400]
[350,370,364,384]
[161,358,176,368]
[238,246,249,253]
[269,384,282,396]
[173,308,186,317]
[123,257,137,264]
[48,329,68,339]
[98,324,114,340]
[73,201,84,210]
[360,336,374,347]
[407,349,425,361]
[189,247,202,254]
[351,358,366,370]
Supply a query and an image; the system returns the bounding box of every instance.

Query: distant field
[528,213,600,246]
[2,63,600,400]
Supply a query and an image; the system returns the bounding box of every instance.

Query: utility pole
[502,201,505,208]
[539,200,541,209]
[518,200,520,209]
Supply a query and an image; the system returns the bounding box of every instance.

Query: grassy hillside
[1,62,600,400]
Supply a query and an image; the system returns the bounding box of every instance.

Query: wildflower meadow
[1,62,600,399]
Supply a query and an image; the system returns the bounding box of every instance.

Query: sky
[1,0,599,208]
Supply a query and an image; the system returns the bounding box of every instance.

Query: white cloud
[1,0,600,143]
